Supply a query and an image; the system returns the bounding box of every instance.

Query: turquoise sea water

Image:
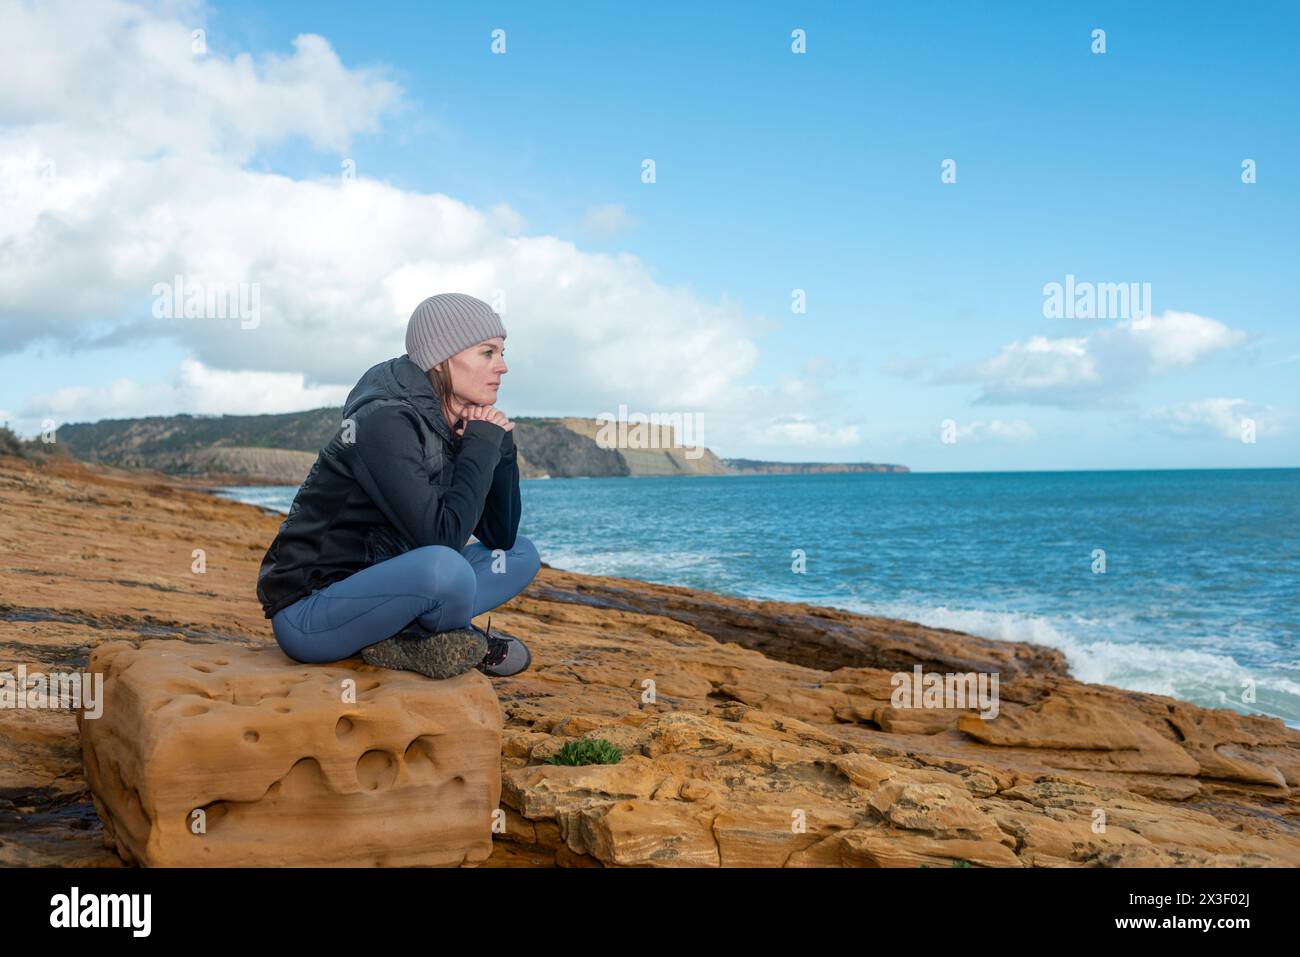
[215,469,1300,728]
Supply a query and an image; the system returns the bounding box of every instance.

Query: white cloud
[761,416,861,447]
[580,203,638,237]
[487,203,528,235]
[937,311,1248,407]
[881,351,947,380]
[803,355,865,378]
[953,419,1036,443]
[0,1,401,167]
[967,335,1098,397]
[1118,311,1248,372]
[0,0,854,453]
[1143,398,1287,441]
[23,357,351,421]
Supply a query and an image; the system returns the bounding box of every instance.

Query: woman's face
[438,336,507,407]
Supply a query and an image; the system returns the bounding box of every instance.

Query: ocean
[213,468,1300,729]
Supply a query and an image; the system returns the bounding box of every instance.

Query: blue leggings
[271,535,541,664]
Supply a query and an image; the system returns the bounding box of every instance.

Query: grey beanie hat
[405,293,507,372]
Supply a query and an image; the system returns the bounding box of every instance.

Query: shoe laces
[479,615,510,667]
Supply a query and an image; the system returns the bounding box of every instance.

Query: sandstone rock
[832,828,1022,868]
[868,780,1009,843]
[75,638,501,866]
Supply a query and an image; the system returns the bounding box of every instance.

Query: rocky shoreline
[1,452,1297,867]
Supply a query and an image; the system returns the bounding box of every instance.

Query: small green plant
[918,859,973,868]
[544,738,622,766]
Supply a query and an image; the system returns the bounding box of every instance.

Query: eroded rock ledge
[1,453,1297,867]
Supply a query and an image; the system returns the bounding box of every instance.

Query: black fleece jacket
[351,406,519,553]
[255,355,521,619]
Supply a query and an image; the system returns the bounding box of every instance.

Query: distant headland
[43,411,909,484]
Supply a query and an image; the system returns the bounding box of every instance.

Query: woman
[255,292,539,679]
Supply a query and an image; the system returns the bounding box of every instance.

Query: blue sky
[0,0,1296,470]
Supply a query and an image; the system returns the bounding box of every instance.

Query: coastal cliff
[1,451,1296,867]
[52,412,907,484]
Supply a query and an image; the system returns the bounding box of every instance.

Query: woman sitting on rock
[255,293,538,679]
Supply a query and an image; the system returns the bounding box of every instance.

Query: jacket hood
[342,354,455,446]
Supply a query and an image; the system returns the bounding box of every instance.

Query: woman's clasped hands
[454,404,514,436]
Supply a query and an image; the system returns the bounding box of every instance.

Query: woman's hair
[427,362,462,430]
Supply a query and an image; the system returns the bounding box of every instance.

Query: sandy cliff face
[1,452,1297,867]
[552,416,730,477]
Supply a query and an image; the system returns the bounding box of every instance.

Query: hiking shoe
[360,621,488,680]
[472,615,532,677]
